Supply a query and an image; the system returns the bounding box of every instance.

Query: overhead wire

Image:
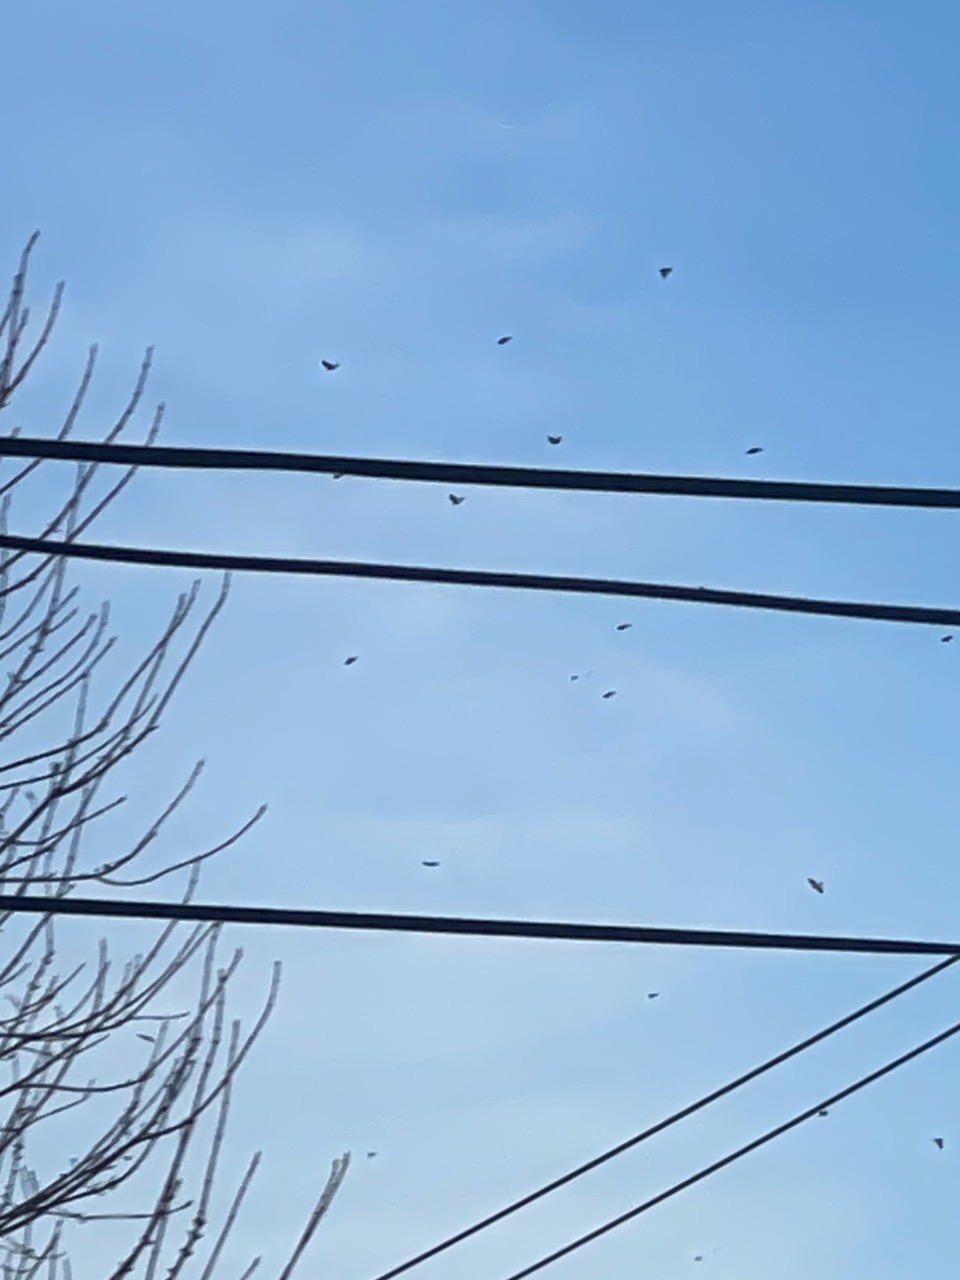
[1,531,959,629]
[0,892,959,956]
[370,954,960,1280]
[4,434,960,509]
[499,1011,960,1280]
[4,437,956,1270]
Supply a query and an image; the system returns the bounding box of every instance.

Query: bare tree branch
[0,236,347,1276]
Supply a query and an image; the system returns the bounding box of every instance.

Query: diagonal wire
[500,1010,960,1280]
[370,955,959,1280]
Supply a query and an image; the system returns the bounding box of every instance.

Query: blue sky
[3,0,960,1276]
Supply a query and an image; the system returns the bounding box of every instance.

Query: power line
[370,954,959,1280]
[2,531,960,629]
[500,1012,960,1280]
[0,892,959,957]
[4,434,960,510]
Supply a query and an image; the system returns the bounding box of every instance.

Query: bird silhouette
[332,473,344,480]
[344,655,359,666]
[942,634,954,643]
[933,1137,945,1149]
[807,878,825,894]
[547,435,562,445]
[659,266,673,279]
[602,690,618,699]
[421,860,441,868]
[320,359,340,371]
[497,335,513,345]
[647,991,659,999]
[694,1256,703,1263]
[448,494,465,505]
[818,1109,829,1117]
[366,1151,378,1159]
[745,446,764,455]
[616,622,632,631]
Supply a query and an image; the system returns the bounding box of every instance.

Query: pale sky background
[3,1,960,1276]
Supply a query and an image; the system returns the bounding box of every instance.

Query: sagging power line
[0,892,959,957]
[2,531,960,629]
[4,433,960,510]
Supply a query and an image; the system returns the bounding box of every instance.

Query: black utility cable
[501,1013,960,1280]
[370,954,959,1280]
[0,893,959,956]
[1,532,959,629]
[4,435,960,509]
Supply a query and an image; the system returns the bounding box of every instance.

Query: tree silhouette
[0,234,348,1279]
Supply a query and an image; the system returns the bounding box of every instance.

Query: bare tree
[0,234,348,1278]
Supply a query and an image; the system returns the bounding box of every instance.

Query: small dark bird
[659,266,673,279]
[694,1256,703,1264]
[448,493,465,506]
[547,435,562,445]
[332,473,344,480]
[647,991,659,999]
[570,674,580,681]
[602,690,617,699]
[366,1151,378,1159]
[745,446,764,455]
[807,877,825,894]
[320,359,340,371]
[421,860,441,868]
[942,634,954,643]
[344,655,359,666]
[616,623,632,631]
[933,1137,945,1149]
[137,1034,155,1044]
[818,1109,829,1118]
[497,335,513,345]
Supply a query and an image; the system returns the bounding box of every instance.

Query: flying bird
[745,446,764,455]
[818,1109,829,1118]
[694,1256,703,1264]
[933,1137,945,1149]
[616,623,632,631]
[448,493,465,505]
[547,435,562,445]
[807,877,825,894]
[320,359,340,371]
[343,655,359,666]
[366,1151,378,1159]
[942,634,954,643]
[332,473,344,480]
[647,991,659,999]
[497,335,513,345]
[658,266,673,279]
[421,860,441,868]
[602,690,618,699]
